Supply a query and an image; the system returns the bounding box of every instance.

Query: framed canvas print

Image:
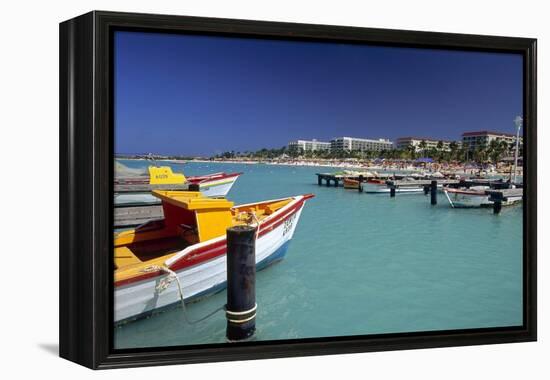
[59,11,537,369]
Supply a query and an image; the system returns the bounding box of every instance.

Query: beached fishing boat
[443,185,522,208]
[114,190,314,323]
[115,164,242,204]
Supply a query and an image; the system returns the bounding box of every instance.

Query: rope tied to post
[142,265,182,295]
[141,264,224,325]
[235,211,261,240]
[138,212,260,328]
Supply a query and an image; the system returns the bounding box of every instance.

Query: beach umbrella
[415,157,433,163]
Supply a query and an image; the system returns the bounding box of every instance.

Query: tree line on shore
[214,139,521,166]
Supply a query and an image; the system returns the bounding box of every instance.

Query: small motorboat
[443,184,522,208]
[114,190,314,323]
[115,164,242,204]
[343,177,360,189]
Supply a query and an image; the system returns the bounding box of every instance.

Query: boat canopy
[153,190,234,243]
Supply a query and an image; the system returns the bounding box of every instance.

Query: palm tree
[419,140,427,157]
[488,139,507,166]
[449,141,459,162]
[473,141,488,164]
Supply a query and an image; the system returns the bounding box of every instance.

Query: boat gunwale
[114,194,312,287]
[443,188,488,196]
[187,172,243,184]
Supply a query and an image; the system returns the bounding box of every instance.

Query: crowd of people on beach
[201,157,521,178]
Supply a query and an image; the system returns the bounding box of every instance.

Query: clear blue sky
[114,31,523,157]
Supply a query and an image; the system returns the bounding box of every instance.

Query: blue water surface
[114,160,523,348]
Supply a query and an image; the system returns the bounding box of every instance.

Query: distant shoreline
[116,157,522,177]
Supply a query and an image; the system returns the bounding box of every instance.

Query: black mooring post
[334,179,339,187]
[493,193,503,214]
[317,175,322,186]
[390,186,396,197]
[430,180,437,205]
[358,183,363,193]
[424,185,430,195]
[225,225,257,342]
[494,200,502,214]
[188,183,200,192]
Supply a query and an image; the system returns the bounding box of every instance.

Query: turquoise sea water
[114,160,523,349]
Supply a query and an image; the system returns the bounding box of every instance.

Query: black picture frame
[59,10,537,369]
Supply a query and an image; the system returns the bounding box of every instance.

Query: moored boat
[443,185,522,208]
[115,164,242,204]
[114,190,314,323]
[343,177,360,189]
[185,172,242,198]
[442,186,492,208]
[361,178,435,194]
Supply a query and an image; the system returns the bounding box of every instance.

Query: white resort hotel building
[395,137,457,152]
[329,137,393,152]
[287,139,331,152]
[288,137,392,153]
[461,130,522,151]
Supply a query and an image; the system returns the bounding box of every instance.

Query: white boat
[114,190,314,323]
[443,186,492,208]
[115,171,242,205]
[443,185,522,208]
[361,178,441,194]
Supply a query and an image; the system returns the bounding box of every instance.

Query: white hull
[443,188,522,208]
[362,183,438,194]
[198,177,238,197]
[114,175,239,205]
[115,197,306,323]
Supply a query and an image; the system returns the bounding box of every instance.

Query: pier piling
[390,186,396,197]
[423,185,429,195]
[492,193,503,214]
[225,225,257,342]
[494,199,502,214]
[318,176,322,186]
[430,181,437,205]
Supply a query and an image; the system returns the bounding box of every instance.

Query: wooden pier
[384,179,460,204]
[316,172,399,187]
[114,182,188,193]
[444,179,511,189]
[386,179,459,188]
[486,188,523,214]
[114,182,192,228]
[114,204,163,228]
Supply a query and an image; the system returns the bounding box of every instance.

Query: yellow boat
[114,189,314,323]
[114,162,242,204]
